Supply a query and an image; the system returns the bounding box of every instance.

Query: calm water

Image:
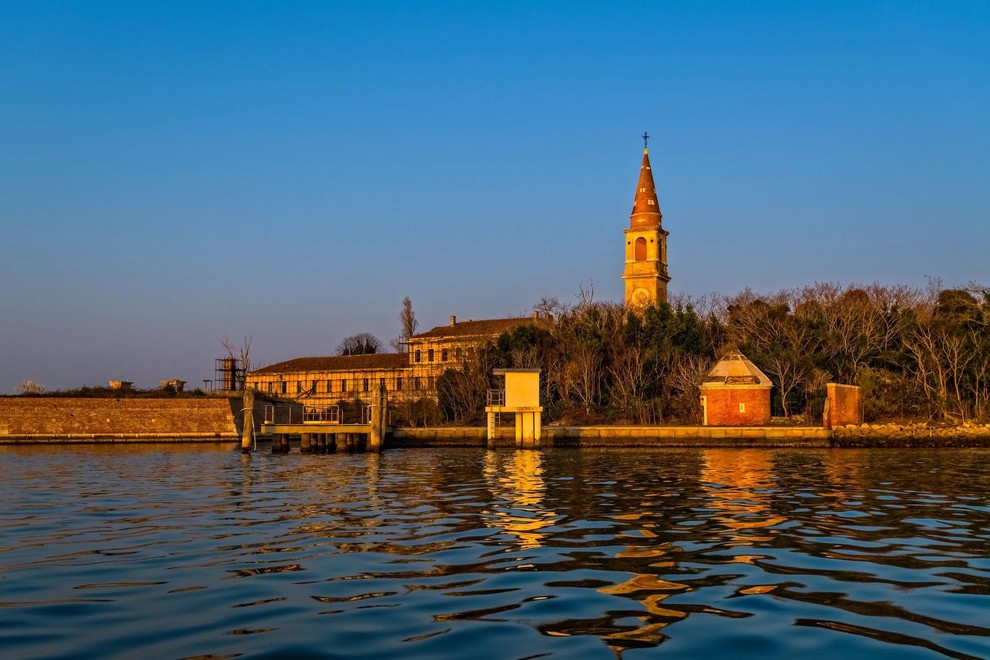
[1,445,988,659]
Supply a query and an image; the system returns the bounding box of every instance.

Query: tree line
[435,281,990,426]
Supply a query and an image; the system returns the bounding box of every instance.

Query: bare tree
[905,318,973,421]
[436,349,497,424]
[725,292,817,417]
[390,297,419,352]
[336,333,382,356]
[608,342,655,422]
[667,354,715,424]
[220,336,252,390]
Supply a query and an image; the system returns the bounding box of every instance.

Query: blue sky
[1,1,988,392]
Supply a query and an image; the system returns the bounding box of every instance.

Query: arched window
[634,237,647,261]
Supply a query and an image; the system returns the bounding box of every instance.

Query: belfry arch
[634,237,647,261]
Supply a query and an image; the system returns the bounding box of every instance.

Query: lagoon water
[1,445,988,659]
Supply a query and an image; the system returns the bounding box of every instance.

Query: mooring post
[241,388,255,453]
[300,433,311,454]
[369,381,385,453]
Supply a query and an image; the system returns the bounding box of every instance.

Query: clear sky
[1,1,988,393]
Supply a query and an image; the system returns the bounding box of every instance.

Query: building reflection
[700,448,786,546]
[482,450,556,550]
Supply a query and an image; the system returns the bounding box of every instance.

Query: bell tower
[622,133,670,311]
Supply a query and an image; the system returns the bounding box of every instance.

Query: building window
[414,349,421,363]
[342,378,348,392]
[396,377,403,391]
[414,377,421,391]
[296,381,302,393]
[311,379,317,392]
[325,380,331,392]
[428,348,434,362]
[268,383,273,393]
[280,381,287,394]
[739,403,746,413]
[635,237,647,261]
[441,348,448,361]
[455,347,462,360]
[363,378,369,392]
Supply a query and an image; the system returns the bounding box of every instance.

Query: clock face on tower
[631,288,651,309]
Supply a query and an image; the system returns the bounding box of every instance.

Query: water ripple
[0,444,988,658]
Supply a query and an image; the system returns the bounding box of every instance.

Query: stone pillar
[515,413,523,448]
[241,388,255,453]
[519,412,535,449]
[369,385,383,453]
[334,433,346,453]
[300,433,312,454]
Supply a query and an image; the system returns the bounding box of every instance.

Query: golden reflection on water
[482,450,556,550]
[700,448,787,544]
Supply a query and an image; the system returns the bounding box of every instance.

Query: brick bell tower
[622,133,670,311]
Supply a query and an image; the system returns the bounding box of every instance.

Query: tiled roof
[701,351,773,387]
[409,317,533,340]
[251,353,407,375]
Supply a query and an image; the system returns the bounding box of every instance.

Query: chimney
[450,315,457,327]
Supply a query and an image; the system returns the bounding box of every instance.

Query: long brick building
[245,315,535,403]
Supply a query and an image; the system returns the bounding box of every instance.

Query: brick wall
[0,397,240,438]
[701,387,771,426]
[825,384,862,428]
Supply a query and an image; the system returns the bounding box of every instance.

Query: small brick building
[699,351,773,426]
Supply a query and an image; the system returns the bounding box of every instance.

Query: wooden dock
[255,382,389,453]
[260,422,389,453]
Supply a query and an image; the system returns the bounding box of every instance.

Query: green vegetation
[439,282,990,426]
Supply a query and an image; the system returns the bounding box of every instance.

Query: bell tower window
[634,237,647,261]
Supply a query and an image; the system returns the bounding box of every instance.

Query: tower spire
[622,135,670,311]
[630,137,662,228]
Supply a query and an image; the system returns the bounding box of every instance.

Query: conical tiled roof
[630,148,662,228]
[700,351,773,387]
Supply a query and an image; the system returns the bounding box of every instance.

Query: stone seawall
[390,425,832,448]
[5,398,987,448]
[0,397,244,442]
[390,424,990,448]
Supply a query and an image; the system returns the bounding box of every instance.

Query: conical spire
[630,147,662,228]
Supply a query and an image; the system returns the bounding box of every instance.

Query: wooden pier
[261,422,389,453]
[254,382,389,453]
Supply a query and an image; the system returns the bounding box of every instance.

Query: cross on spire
[642,131,649,148]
